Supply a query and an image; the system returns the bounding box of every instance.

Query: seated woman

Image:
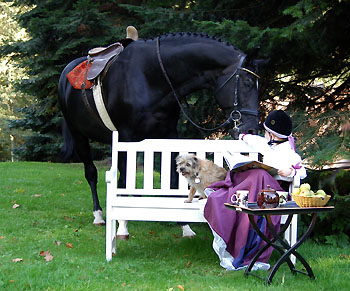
[204,110,307,270]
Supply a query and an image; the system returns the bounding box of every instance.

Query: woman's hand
[278,168,293,177]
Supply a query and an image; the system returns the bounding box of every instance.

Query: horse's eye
[244,78,254,87]
[186,163,190,167]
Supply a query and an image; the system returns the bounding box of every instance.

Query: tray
[224,201,334,215]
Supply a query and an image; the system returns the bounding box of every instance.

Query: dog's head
[175,153,200,178]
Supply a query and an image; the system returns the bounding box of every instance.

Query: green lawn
[0,162,349,290]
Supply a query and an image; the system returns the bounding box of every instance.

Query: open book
[224,151,278,176]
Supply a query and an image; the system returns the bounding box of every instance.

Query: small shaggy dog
[176,153,227,203]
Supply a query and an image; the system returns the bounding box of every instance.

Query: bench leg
[112,220,117,253]
[106,218,116,261]
[117,220,130,240]
[181,224,196,237]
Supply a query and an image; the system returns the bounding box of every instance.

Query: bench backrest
[111,131,261,197]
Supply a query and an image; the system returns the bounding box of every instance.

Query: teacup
[231,190,249,207]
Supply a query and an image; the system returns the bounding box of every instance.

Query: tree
[1,0,349,167]
[0,1,31,161]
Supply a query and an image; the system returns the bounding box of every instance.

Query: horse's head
[214,55,261,139]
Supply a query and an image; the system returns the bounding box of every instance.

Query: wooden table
[225,201,334,284]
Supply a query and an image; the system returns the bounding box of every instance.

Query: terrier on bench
[176,153,227,203]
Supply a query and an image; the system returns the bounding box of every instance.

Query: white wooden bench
[105,131,299,262]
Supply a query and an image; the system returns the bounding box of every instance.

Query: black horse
[58,32,261,225]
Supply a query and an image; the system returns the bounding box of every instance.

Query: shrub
[300,169,350,246]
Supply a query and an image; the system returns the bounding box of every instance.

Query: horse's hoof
[181,224,196,237]
[93,210,105,225]
[183,234,196,238]
[93,222,106,226]
[116,234,130,240]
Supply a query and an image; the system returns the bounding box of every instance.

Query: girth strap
[92,77,117,131]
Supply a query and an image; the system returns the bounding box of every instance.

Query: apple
[300,183,311,191]
[316,189,327,197]
[300,189,312,196]
[314,194,325,198]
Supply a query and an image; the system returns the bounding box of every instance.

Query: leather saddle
[66,26,138,89]
[86,26,138,81]
[87,42,124,81]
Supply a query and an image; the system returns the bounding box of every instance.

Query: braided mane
[143,32,238,50]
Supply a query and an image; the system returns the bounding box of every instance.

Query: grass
[0,161,350,290]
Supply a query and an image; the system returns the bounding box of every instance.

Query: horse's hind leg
[74,134,105,225]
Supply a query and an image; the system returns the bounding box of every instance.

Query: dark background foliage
[0,0,349,243]
[1,0,350,166]
[1,0,349,165]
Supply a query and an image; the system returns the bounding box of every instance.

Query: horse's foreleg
[181,224,196,237]
[116,152,129,238]
[170,152,179,189]
[117,220,129,240]
[170,153,196,236]
[117,151,127,188]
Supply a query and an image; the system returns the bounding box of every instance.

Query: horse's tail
[58,118,75,162]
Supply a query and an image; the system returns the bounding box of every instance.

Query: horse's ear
[247,46,261,60]
[246,46,270,71]
[252,58,270,71]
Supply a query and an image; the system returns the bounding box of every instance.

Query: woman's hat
[263,110,292,138]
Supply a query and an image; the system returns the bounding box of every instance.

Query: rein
[156,37,259,132]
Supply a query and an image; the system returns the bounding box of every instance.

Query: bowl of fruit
[292,183,331,207]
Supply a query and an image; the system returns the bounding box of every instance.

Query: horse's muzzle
[229,128,240,140]
[229,128,257,140]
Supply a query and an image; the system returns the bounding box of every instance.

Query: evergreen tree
[0,1,31,161]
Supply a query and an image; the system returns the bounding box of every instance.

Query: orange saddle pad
[66,60,93,90]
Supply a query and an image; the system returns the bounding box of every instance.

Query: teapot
[257,185,280,209]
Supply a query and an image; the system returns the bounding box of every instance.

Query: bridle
[213,55,260,133]
[156,37,259,132]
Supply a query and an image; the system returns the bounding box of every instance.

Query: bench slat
[114,138,258,153]
[109,197,206,222]
[144,151,154,190]
[161,151,171,190]
[112,197,206,209]
[109,207,207,223]
[126,150,137,189]
[108,188,194,196]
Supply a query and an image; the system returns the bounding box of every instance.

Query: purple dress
[204,169,283,270]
